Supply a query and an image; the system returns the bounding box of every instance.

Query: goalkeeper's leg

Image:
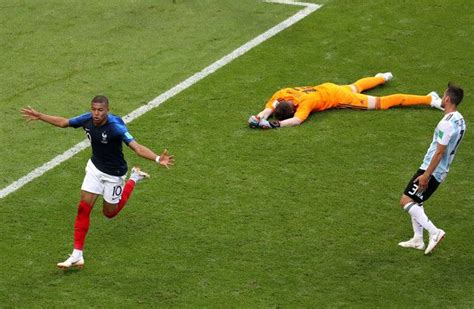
[379,94,431,110]
[348,73,392,93]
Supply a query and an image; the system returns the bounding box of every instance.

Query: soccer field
[1,0,473,307]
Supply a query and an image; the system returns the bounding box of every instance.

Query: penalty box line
[0,0,322,200]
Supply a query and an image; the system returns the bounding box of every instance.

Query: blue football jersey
[69,113,135,176]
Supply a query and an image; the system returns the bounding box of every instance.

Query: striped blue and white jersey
[420,111,466,182]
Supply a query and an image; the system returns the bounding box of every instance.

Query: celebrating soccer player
[21,95,174,269]
[248,72,444,129]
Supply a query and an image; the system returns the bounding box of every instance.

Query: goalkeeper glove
[248,115,261,129]
[259,119,280,129]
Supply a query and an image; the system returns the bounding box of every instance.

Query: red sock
[104,179,136,218]
[74,201,93,250]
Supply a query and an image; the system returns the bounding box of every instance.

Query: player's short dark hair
[274,101,295,120]
[446,82,463,106]
[91,95,109,106]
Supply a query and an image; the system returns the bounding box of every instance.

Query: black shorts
[403,169,440,204]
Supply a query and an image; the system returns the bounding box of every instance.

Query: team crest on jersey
[101,131,108,144]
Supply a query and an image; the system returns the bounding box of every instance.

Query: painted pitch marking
[0,1,322,199]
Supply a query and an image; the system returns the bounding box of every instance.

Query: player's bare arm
[415,143,446,192]
[21,106,69,128]
[128,141,175,169]
[279,117,303,128]
[257,115,303,129]
[257,108,273,120]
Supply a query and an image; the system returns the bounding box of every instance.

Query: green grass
[1,0,473,307]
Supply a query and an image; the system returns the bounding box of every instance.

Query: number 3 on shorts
[407,183,419,195]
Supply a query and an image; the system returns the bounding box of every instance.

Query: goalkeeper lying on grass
[248,72,443,129]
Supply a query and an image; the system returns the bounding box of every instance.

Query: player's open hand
[21,106,41,122]
[158,149,175,169]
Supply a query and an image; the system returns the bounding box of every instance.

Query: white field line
[0,0,321,199]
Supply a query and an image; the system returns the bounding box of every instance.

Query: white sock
[130,172,141,183]
[72,249,83,259]
[403,202,438,235]
[411,216,424,239]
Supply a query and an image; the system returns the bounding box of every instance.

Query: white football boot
[375,72,393,82]
[57,255,85,269]
[428,91,444,111]
[424,229,446,255]
[130,167,150,183]
[398,236,425,250]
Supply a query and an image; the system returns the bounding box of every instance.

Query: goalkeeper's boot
[375,72,393,82]
[57,255,85,269]
[428,91,444,111]
[398,236,425,250]
[130,167,150,183]
[424,229,445,255]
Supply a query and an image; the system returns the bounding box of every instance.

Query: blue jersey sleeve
[122,130,135,145]
[109,114,135,145]
[69,113,92,128]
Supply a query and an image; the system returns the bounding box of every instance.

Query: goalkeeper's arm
[259,117,302,129]
[257,108,273,120]
[258,119,280,129]
[279,117,303,127]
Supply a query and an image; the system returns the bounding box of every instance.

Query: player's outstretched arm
[279,117,303,128]
[128,141,175,169]
[259,116,302,129]
[21,106,69,128]
[257,108,273,120]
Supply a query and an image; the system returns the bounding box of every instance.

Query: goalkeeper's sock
[403,202,438,235]
[379,94,431,110]
[103,180,135,218]
[73,200,93,250]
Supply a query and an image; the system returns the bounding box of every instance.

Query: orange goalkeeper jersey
[264,83,356,121]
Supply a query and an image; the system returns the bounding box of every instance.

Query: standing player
[21,95,174,269]
[398,83,465,255]
[248,72,444,129]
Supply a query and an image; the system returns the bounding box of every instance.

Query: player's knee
[399,195,412,208]
[80,190,97,206]
[102,208,117,219]
[368,96,384,110]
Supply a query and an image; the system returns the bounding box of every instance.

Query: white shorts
[81,160,126,204]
